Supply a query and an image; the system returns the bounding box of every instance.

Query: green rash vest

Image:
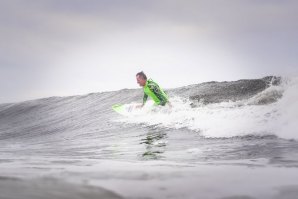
[143,79,169,106]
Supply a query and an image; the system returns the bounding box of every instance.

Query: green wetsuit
[143,79,169,106]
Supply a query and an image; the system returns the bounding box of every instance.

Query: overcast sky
[1,0,297,103]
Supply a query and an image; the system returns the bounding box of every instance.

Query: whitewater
[0,76,298,199]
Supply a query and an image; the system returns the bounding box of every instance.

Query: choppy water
[0,76,298,199]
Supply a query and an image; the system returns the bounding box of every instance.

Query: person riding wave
[136,71,172,108]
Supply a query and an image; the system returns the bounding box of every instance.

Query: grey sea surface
[0,76,298,199]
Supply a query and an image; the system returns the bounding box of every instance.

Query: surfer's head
[136,71,147,87]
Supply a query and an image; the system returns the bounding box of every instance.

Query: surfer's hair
[136,71,147,80]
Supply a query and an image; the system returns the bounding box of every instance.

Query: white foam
[273,77,298,140]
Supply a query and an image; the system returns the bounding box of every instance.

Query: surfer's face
[136,75,146,87]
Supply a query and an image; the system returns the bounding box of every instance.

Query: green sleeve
[143,93,148,105]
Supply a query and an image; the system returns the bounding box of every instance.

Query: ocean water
[0,76,298,199]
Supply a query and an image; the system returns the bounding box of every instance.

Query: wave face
[0,76,296,142]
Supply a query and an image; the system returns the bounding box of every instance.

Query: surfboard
[112,101,167,116]
[112,104,136,116]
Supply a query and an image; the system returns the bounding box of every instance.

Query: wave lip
[186,76,281,104]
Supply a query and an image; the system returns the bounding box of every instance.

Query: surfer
[136,71,172,108]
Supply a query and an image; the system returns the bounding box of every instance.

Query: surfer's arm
[142,93,148,106]
[135,94,148,109]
